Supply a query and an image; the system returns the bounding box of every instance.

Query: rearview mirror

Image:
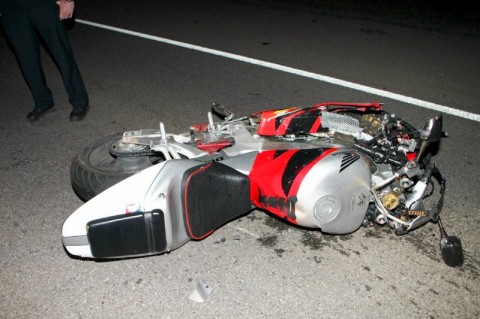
[414,115,443,164]
[440,236,464,267]
[421,115,443,142]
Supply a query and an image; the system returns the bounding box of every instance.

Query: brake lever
[212,102,235,120]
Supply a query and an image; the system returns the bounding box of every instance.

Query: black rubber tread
[70,133,162,201]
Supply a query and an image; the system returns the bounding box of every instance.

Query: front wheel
[70,133,164,201]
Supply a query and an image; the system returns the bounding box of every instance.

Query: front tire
[70,133,164,201]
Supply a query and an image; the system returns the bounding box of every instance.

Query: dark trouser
[0,0,88,109]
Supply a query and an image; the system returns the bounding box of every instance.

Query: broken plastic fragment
[189,280,213,303]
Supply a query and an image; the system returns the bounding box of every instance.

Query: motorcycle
[62,102,463,267]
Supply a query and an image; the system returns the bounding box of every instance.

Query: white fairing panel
[62,162,167,257]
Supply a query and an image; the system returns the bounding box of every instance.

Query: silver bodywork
[297,150,371,233]
[118,119,375,235]
[62,107,446,259]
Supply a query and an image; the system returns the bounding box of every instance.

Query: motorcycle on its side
[62,102,463,267]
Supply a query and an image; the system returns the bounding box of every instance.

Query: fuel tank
[249,148,371,234]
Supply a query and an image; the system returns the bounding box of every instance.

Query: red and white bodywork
[63,102,451,263]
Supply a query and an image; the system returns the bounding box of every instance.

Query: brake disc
[109,139,157,157]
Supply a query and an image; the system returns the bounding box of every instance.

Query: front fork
[395,163,445,234]
[372,163,463,267]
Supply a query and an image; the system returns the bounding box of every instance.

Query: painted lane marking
[76,19,480,123]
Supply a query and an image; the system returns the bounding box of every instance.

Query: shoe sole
[26,106,55,121]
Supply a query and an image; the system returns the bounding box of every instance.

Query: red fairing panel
[255,107,322,136]
[254,102,383,137]
[249,148,338,223]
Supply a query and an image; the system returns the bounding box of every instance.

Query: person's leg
[0,0,54,110]
[31,0,89,109]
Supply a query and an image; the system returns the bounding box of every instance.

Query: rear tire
[70,133,164,201]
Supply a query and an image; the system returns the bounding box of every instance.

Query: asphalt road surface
[1,1,479,318]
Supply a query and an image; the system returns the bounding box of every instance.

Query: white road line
[76,19,480,123]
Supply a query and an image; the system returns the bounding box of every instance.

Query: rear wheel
[70,133,164,201]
